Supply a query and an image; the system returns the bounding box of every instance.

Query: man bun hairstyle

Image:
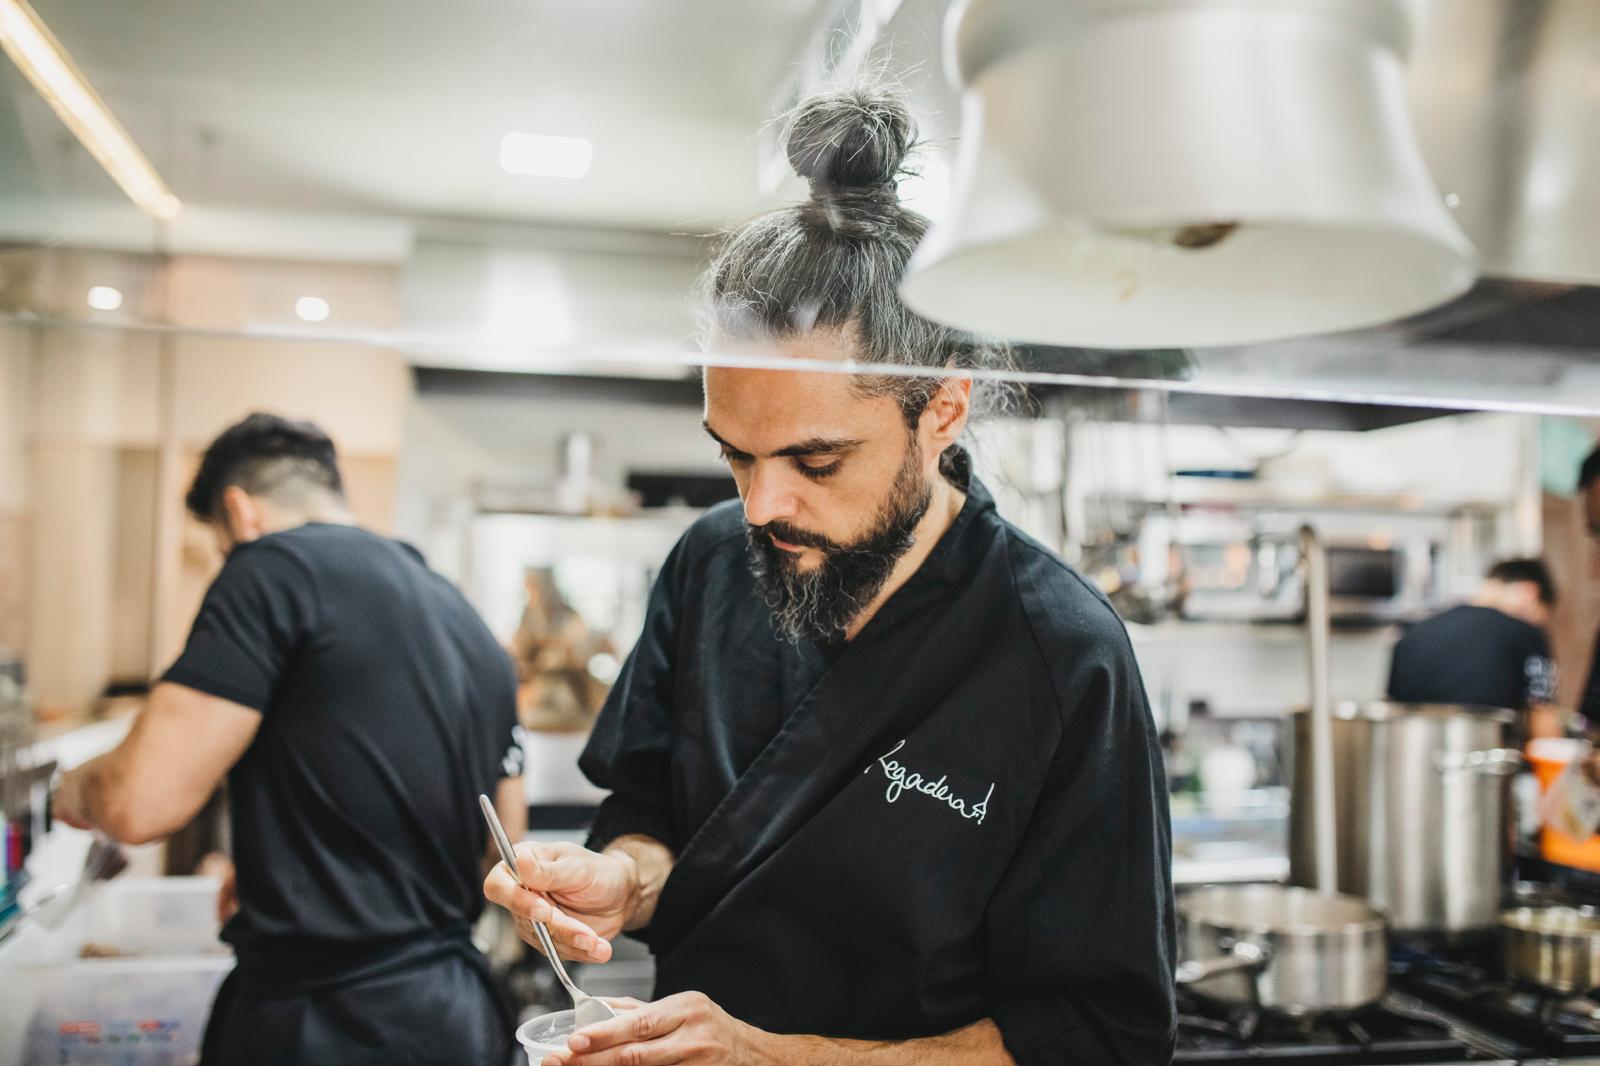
[785,90,914,238]
[705,85,1018,457]
[185,412,345,521]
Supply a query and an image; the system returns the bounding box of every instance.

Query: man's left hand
[547,991,774,1066]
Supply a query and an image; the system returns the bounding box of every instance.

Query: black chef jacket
[163,523,521,1065]
[580,463,1177,1066]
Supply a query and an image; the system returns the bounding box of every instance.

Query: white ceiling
[1,0,824,247]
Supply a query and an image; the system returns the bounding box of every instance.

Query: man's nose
[742,463,798,528]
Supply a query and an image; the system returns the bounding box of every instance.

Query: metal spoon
[478,794,618,1029]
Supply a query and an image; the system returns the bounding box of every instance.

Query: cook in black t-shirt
[54,414,523,1066]
[1387,558,1560,738]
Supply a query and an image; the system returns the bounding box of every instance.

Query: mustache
[750,520,843,553]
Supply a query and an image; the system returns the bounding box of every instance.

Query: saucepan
[1177,884,1389,1016]
[1499,905,1600,995]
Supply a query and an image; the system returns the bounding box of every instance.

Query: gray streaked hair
[703,86,1019,447]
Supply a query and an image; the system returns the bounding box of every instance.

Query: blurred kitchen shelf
[1127,619,1402,645]
[1173,852,1290,886]
[1105,487,1506,516]
[1171,788,1290,885]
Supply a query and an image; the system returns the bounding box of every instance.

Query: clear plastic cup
[517,1009,577,1063]
[518,1004,636,1063]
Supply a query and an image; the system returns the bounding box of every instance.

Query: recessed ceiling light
[295,296,330,322]
[1443,192,1461,209]
[499,132,593,179]
[86,285,122,311]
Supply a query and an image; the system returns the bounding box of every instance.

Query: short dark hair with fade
[1580,445,1600,490]
[1486,557,1556,607]
[185,412,345,521]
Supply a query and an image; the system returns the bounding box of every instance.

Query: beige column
[0,325,37,664]
[29,330,160,715]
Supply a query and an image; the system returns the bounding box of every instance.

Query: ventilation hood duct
[1406,0,1600,288]
[898,0,1478,350]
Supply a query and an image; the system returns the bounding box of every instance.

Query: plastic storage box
[0,877,233,1066]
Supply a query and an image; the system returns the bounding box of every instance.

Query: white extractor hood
[898,0,1477,350]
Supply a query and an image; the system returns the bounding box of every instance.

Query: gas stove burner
[1174,989,1520,1063]
[1390,940,1600,1052]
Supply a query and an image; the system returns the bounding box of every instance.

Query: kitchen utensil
[1499,905,1600,995]
[1177,884,1389,1015]
[0,834,127,946]
[0,882,70,946]
[1290,702,1519,934]
[478,794,616,1030]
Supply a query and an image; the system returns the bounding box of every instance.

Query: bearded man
[485,88,1176,1066]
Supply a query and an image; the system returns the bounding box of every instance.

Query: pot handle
[1175,940,1267,985]
[1434,748,1524,777]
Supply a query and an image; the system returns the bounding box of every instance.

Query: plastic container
[517,1009,579,1063]
[18,953,234,1065]
[0,877,233,1066]
[1528,738,1600,873]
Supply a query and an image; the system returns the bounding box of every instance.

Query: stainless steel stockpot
[1290,702,1520,935]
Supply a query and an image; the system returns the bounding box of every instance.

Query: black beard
[746,445,932,644]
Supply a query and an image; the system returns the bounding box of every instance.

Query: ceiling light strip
[0,0,180,219]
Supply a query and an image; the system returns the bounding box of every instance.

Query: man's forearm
[753,1019,1015,1066]
[603,833,675,931]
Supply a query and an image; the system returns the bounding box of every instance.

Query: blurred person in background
[511,568,611,732]
[486,88,1175,1066]
[53,412,526,1066]
[1387,558,1560,740]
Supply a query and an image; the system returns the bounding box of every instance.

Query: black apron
[200,930,512,1066]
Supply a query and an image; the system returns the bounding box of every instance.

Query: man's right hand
[483,840,639,964]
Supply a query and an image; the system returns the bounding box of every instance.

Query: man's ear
[922,376,973,451]
[219,486,263,545]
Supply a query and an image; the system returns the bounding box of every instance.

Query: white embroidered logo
[866,739,995,826]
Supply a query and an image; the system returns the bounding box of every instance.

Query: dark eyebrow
[773,437,860,458]
[702,422,859,460]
